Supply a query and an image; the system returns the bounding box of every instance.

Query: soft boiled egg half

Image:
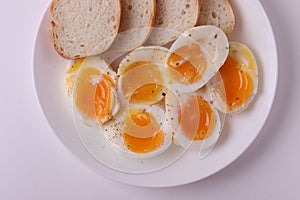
[100,104,172,159]
[117,46,168,106]
[165,89,221,152]
[73,56,120,124]
[207,41,258,113]
[165,25,229,93]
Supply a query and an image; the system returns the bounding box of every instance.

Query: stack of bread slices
[50,0,235,60]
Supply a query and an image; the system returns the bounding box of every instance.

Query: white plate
[33,0,277,187]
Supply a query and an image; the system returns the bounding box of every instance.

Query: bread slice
[108,0,156,52]
[197,0,235,36]
[147,0,200,46]
[50,0,121,59]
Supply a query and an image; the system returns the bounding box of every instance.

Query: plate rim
[32,0,278,187]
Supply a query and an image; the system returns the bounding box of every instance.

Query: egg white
[165,89,221,154]
[207,41,258,113]
[117,46,168,106]
[166,25,229,93]
[65,58,86,96]
[73,56,120,125]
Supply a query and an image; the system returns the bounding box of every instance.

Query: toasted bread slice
[108,0,156,52]
[50,0,121,59]
[197,0,235,36]
[148,0,200,46]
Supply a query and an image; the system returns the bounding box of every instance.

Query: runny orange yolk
[123,61,164,104]
[123,111,164,153]
[131,112,151,126]
[180,96,215,140]
[167,43,207,84]
[131,83,164,104]
[94,74,114,123]
[75,67,113,123]
[219,56,253,111]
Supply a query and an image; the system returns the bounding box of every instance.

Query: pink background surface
[1,0,299,199]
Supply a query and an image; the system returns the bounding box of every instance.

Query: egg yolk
[123,109,162,138]
[75,67,113,123]
[167,43,207,84]
[180,96,215,140]
[123,111,164,153]
[94,74,114,123]
[121,61,164,104]
[219,56,253,111]
[131,112,151,127]
[130,83,164,104]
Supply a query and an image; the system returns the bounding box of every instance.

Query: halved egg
[100,105,172,159]
[73,56,120,124]
[117,46,168,105]
[165,25,229,93]
[165,89,221,151]
[207,41,258,113]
